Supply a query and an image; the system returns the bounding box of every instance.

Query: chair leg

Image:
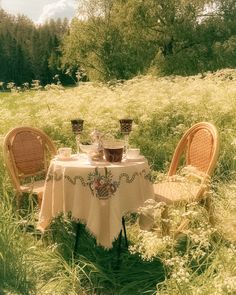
[122,216,128,248]
[161,204,170,236]
[74,222,81,257]
[16,192,23,210]
[174,218,190,238]
[37,192,43,208]
[204,195,215,226]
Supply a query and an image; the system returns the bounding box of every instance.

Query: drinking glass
[71,119,84,154]
[103,139,125,162]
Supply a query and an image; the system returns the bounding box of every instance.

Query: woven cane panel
[12,131,44,175]
[20,179,45,194]
[188,129,213,172]
[154,181,201,204]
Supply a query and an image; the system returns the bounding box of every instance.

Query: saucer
[126,155,145,162]
[54,154,78,161]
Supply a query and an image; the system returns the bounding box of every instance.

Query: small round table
[38,154,154,248]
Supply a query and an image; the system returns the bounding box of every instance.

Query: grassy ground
[0,69,236,294]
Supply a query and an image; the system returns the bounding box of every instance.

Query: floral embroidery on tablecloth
[87,167,118,199]
[46,167,152,200]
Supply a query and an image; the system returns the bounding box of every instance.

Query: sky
[0,0,77,24]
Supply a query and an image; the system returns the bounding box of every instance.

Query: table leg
[122,217,128,248]
[116,217,129,268]
[116,230,122,268]
[74,222,81,257]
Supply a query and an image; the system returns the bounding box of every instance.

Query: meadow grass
[0,69,236,294]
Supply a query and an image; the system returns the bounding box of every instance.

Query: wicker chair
[3,126,57,207]
[139,122,220,236]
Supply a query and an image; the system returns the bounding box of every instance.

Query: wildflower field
[0,69,236,295]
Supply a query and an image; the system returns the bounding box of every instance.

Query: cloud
[37,0,76,24]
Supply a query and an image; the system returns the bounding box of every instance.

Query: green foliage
[62,0,236,80]
[0,9,69,86]
[62,11,154,82]
[0,208,34,293]
[1,0,236,84]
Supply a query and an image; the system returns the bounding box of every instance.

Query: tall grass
[0,69,236,294]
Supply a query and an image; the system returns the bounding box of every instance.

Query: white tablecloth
[38,155,154,248]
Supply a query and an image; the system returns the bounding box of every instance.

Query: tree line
[0,10,70,86]
[1,0,236,86]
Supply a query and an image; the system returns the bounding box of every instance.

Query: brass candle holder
[71,119,84,154]
[119,119,133,153]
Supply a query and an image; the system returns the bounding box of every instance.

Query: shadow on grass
[17,205,225,295]
[47,221,165,295]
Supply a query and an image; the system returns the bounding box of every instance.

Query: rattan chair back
[3,126,57,192]
[168,122,219,177]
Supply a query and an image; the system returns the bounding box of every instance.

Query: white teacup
[58,147,72,159]
[126,148,140,159]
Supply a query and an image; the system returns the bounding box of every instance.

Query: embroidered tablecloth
[38,155,154,248]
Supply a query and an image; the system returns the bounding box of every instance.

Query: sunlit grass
[0,69,236,294]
